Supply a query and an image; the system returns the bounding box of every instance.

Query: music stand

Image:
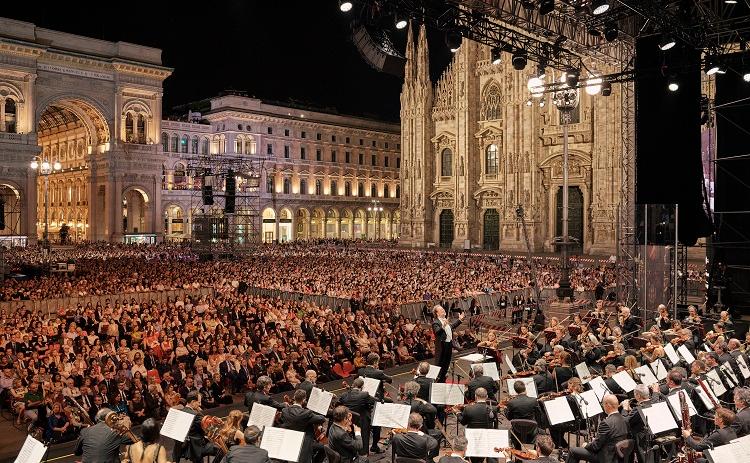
[638,401,680,462]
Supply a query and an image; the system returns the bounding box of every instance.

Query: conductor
[432,305,464,383]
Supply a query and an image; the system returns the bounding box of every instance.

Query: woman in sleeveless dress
[124,418,169,463]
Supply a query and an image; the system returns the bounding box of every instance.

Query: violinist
[458,388,499,460]
[521,435,557,463]
[512,339,539,371]
[719,310,733,328]
[683,305,701,325]
[413,362,434,403]
[654,304,672,331]
[533,360,555,395]
[467,364,498,401]
[548,378,583,449]
[552,352,574,392]
[505,380,540,421]
[477,331,499,351]
[621,384,658,463]
[400,381,438,435]
[390,413,439,463]
[617,306,640,336]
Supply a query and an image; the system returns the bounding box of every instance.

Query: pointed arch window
[161,133,169,152]
[191,136,199,154]
[201,137,210,154]
[125,113,134,142]
[482,83,501,121]
[441,148,453,177]
[137,114,147,143]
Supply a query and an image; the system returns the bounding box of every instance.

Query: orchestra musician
[521,435,557,463]
[173,391,215,463]
[328,406,363,463]
[467,364,498,401]
[684,305,701,325]
[298,370,318,401]
[414,361,435,403]
[280,389,327,463]
[74,408,133,463]
[357,353,392,454]
[617,306,640,336]
[732,388,750,437]
[432,305,465,383]
[457,388,498,463]
[336,377,376,456]
[400,381,439,436]
[682,407,737,456]
[532,360,555,395]
[221,426,270,463]
[567,394,629,463]
[655,304,672,331]
[621,384,659,463]
[719,310,733,328]
[390,413,439,463]
[438,436,469,463]
[244,376,286,414]
[505,380,540,421]
[477,331,499,350]
[552,352,575,391]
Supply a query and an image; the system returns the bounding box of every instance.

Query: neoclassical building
[0,17,400,245]
[0,17,169,244]
[161,94,401,242]
[399,24,623,254]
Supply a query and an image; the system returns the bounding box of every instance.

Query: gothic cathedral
[399,24,623,255]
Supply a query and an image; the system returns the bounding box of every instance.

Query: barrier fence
[0,287,215,314]
[243,287,352,311]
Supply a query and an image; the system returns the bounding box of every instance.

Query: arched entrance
[483,209,500,250]
[341,209,353,239]
[122,188,151,234]
[556,186,584,254]
[354,209,366,238]
[0,184,21,237]
[391,210,401,239]
[439,209,454,247]
[279,208,293,242]
[164,205,185,240]
[262,208,276,243]
[311,209,325,239]
[296,208,310,240]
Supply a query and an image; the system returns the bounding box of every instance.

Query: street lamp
[30,155,62,250]
[552,72,580,301]
[367,200,384,240]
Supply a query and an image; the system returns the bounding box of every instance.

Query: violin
[493,447,537,460]
[598,351,617,363]
[315,425,329,444]
[538,391,567,401]
[502,370,535,379]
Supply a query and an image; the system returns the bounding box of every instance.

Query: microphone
[577,395,589,405]
[635,372,646,377]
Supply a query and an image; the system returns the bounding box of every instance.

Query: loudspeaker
[202,185,214,206]
[351,24,406,77]
[225,171,236,214]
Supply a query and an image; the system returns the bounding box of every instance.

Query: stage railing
[0,287,215,314]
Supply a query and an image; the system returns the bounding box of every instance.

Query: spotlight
[395,16,407,30]
[491,47,502,65]
[539,0,555,15]
[704,56,725,75]
[528,76,544,94]
[592,0,611,15]
[585,76,603,95]
[658,34,676,51]
[744,71,750,82]
[604,22,618,42]
[537,64,546,80]
[601,80,612,96]
[668,77,679,92]
[446,30,462,53]
[339,1,353,13]
[512,51,527,70]
[526,98,533,107]
[725,0,738,3]
[565,69,580,87]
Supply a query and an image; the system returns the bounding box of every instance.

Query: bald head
[433,305,445,318]
[603,394,619,413]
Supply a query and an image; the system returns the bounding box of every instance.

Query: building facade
[161,94,401,243]
[0,17,400,245]
[399,24,623,255]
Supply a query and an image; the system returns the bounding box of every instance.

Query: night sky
[2,1,452,122]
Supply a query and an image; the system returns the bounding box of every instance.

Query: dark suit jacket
[505,394,539,421]
[458,402,497,429]
[467,374,498,400]
[392,431,438,460]
[244,390,286,412]
[281,405,326,463]
[222,444,272,463]
[438,456,467,463]
[584,412,629,463]
[298,381,315,400]
[74,422,132,463]
[357,366,392,399]
[415,375,434,402]
[733,406,750,437]
[533,372,555,395]
[337,389,376,424]
[328,423,363,462]
[432,319,462,344]
[686,426,737,451]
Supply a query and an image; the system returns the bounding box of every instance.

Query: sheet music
[588,376,611,402]
[650,359,668,381]
[575,362,592,384]
[706,369,728,397]
[504,354,517,375]
[704,440,750,463]
[160,407,195,442]
[430,383,466,405]
[359,377,381,398]
[641,401,678,435]
[460,353,486,362]
[695,381,721,410]
[543,396,575,425]
[260,426,305,462]
[664,343,680,365]
[14,435,47,463]
[472,362,500,381]
[729,434,750,460]
[573,390,604,418]
[722,362,739,385]
[611,371,638,393]
[704,344,712,352]
[677,345,696,364]
[635,365,658,386]
[426,365,441,380]
[372,403,411,428]
[248,402,278,430]
[306,387,334,416]
[666,392,697,421]
[506,377,538,398]
[737,355,750,379]
[465,428,509,458]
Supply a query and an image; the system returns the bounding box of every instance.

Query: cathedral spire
[416,23,430,86]
[403,21,415,84]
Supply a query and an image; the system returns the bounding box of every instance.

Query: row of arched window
[439,144,499,177]
[0,97,17,133]
[268,177,400,198]
[162,133,210,154]
[125,113,147,144]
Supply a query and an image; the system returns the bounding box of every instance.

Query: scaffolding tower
[186,154,264,256]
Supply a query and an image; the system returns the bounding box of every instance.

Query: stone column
[305,216,311,240]
[336,218,341,238]
[0,99,6,132]
[291,211,298,241]
[274,214,280,243]
[322,217,328,239]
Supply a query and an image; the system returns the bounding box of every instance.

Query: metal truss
[185,154,264,256]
